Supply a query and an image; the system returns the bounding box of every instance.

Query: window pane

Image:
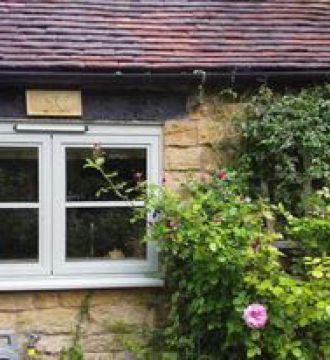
[0,209,38,262]
[66,148,146,201]
[66,208,146,260]
[0,147,38,202]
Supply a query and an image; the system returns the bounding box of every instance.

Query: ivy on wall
[236,85,330,213]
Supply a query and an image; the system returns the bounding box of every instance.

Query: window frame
[0,124,163,290]
[52,133,159,275]
[0,134,52,277]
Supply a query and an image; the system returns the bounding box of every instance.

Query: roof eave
[0,68,330,90]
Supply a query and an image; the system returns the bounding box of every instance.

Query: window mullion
[65,201,144,208]
[40,136,53,275]
[52,135,67,275]
[0,203,39,209]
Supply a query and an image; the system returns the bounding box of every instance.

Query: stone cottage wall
[164,101,238,189]
[0,290,157,359]
[0,92,236,359]
[164,113,217,188]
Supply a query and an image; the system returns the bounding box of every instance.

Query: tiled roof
[0,0,329,71]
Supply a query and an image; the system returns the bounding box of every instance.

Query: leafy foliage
[84,85,330,359]
[59,292,91,360]
[136,172,330,359]
[238,85,330,213]
[284,187,330,278]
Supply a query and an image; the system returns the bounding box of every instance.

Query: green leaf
[209,242,217,252]
[272,286,284,297]
[247,348,258,359]
[292,348,303,358]
[326,305,330,317]
[251,330,260,340]
[311,269,323,279]
[95,156,105,167]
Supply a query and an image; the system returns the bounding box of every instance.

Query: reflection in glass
[66,148,146,201]
[0,147,38,202]
[0,209,38,262]
[66,208,146,260]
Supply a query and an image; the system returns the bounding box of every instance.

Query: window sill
[0,275,164,291]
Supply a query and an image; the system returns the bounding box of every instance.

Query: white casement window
[0,124,163,290]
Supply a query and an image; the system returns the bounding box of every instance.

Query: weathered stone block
[197,120,218,145]
[165,146,201,171]
[0,312,16,328]
[83,334,116,353]
[0,293,34,311]
[200,146,219,172]
[90,304,155,330]
[80,321,103,336]
[33,292,59,309]
[163,171,201,190]
[164,120,197,146]
[58,290,88,307]
[37,334,71,354]
[91,289,155,307]
[16,308,77,334]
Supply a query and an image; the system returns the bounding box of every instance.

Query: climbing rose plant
[135,171,330,360]
[85,85,330,359]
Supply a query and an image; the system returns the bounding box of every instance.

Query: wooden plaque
[26,90,82,117]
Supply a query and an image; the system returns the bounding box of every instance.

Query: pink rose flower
[218,169,227,181]
[92,142,102,158]
[167,220,179,231]
[243,304,268,329]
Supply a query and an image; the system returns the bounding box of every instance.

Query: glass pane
[66,148,146,201]
[66,208,146,260]
[0,209,38,262]
[0,147,38,202]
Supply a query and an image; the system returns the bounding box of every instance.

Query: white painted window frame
[0,124,163,290]
[0,134,52,277]
[52,133,160,275]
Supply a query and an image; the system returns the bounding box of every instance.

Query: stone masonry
[164,108,218,189]
[0,289,158,359]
